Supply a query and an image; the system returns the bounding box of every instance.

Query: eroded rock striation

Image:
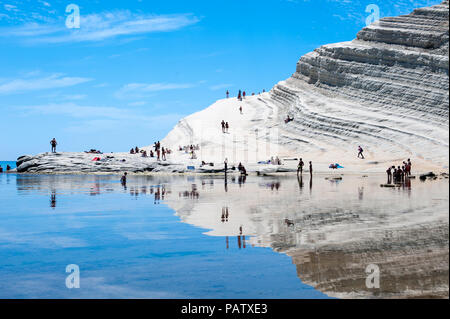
[161,1,449,172]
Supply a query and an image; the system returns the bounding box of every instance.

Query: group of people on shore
[179,144,199,159]
[297,158,313,177]
[386,159,412,183]
[129,142,171,161]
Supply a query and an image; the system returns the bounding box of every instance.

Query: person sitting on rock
[149,150,154,157]
[142,150,147,157]
[284,116,294,124]
[130,148,135,154]
[135,146,139,153]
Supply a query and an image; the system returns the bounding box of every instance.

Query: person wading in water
[297,158,304,175]
[120,172,127,186]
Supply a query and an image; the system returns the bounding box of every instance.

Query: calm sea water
[0,173,447,298]
[0,161,16,170]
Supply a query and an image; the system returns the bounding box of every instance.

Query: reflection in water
[2,173,449,298]
[165,174,448,299]
[50,190,56,208]
[358,187,364,200]
[221,207,229,223]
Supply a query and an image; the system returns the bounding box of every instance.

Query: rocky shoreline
[13,152,298,175]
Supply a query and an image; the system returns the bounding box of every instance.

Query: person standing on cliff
[50,138,57,153]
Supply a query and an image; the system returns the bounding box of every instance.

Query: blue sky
[0,0,441,160]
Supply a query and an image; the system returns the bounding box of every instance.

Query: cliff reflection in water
[13,173,449,298]
[166,174,449,299]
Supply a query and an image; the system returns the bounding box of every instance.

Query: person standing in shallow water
[224,158,228,173]
[50,138,57,153]
[386,166,393,184]
[297,158,304,175]
[309,161,313,177]
[120,172,127,186]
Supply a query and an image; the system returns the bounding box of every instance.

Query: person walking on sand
[297,158,304,175]
[239,106,243,114]
[226,90,229,98]
[309,161,313,177]
[225,122,229,133]
[243,91,246,99]
[357,146,365,159]
[50,138,58,153]
[221,120,225,133]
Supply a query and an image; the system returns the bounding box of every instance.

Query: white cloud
[18,102,185,133]
[115,82,197,99]
[1,11,199,44]
[20,103,182,122]
[209,84,233,91]
[3,4,18,11]
[0,74,92,95]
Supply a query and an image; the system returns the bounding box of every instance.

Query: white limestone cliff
[159,1,449,173]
